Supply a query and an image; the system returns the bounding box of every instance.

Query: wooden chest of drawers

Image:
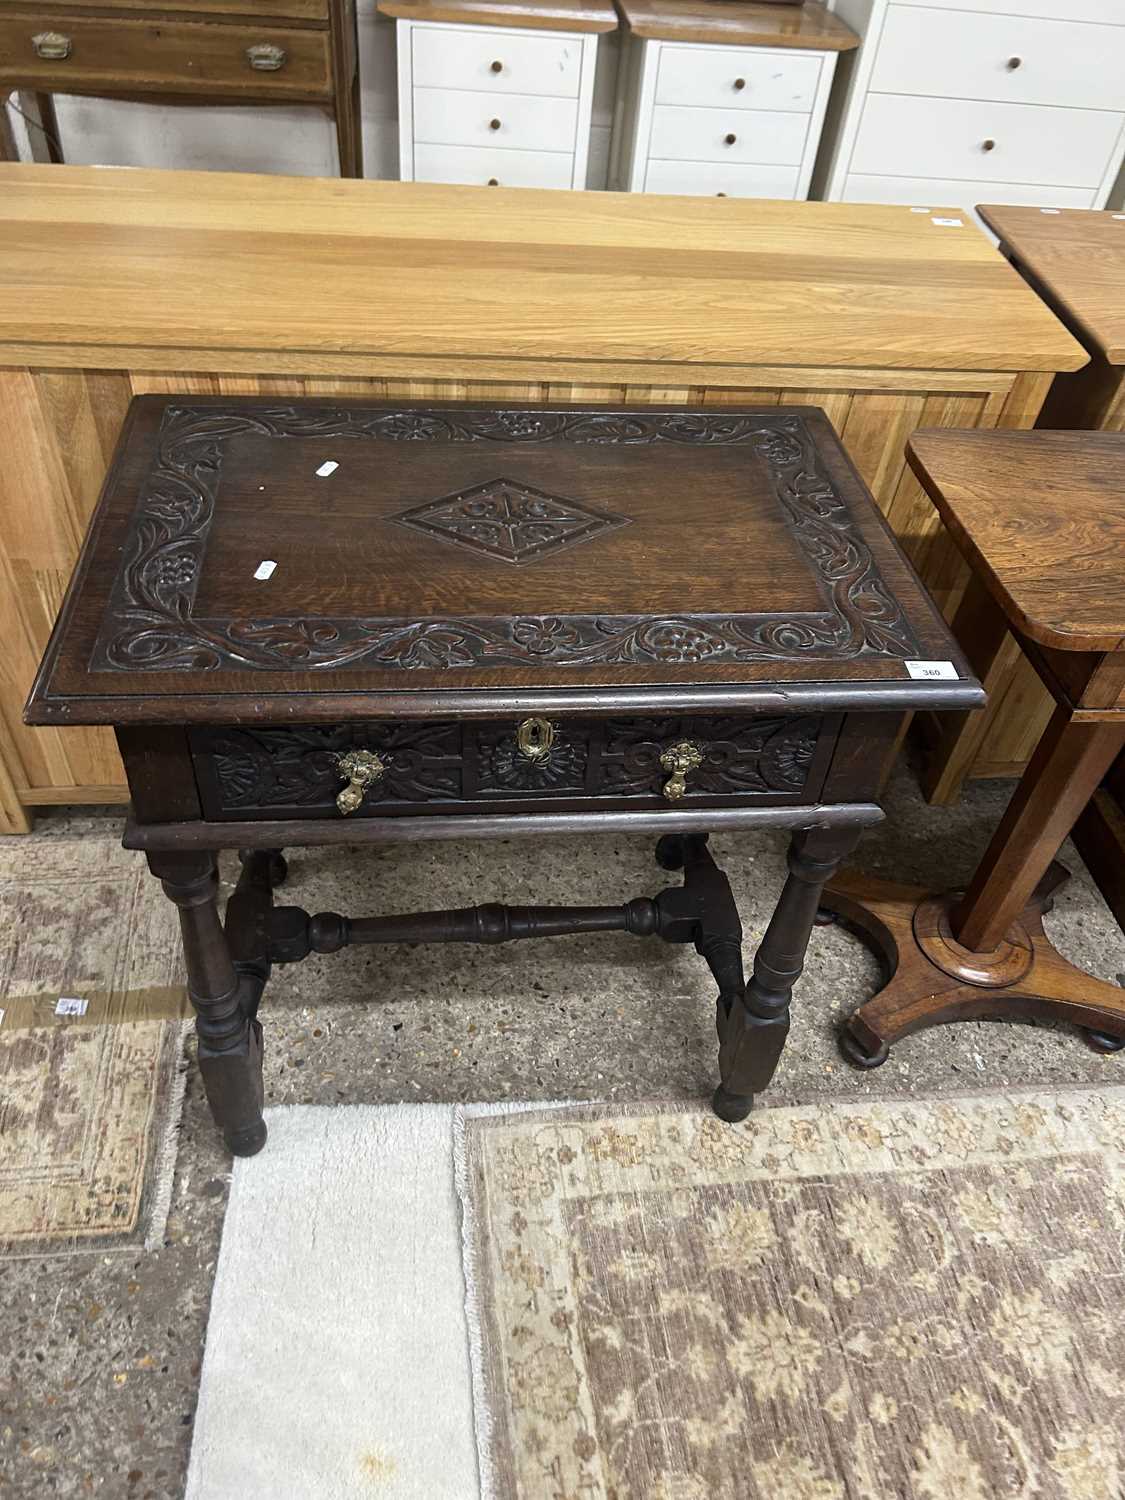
[820,0,1125,217]
[380,0,617,191]
[0,0,361,173]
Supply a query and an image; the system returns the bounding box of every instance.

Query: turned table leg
[714,824,862,1122]
[149,850,268,1157]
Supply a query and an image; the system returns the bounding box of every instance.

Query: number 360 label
[905,660,959,681]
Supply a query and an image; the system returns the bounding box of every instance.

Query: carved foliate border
[91,405,919,674]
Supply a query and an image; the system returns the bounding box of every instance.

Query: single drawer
[411,23,583,99]
[872,5,1125,114]
[0,11,331,97]
[656,44,821,114]
[413,141,574,188]
[413,86,578,154]
[840,173,1096,213]
[649,104,808,166]
[645,158,801,199]
[851,94,1123,190]
[189,714,834,820]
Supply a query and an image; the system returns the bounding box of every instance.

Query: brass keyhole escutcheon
[516,717,555,762]
[335,749,386,815]
[660,741,703,802]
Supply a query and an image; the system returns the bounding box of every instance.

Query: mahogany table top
[907,427,1125,656]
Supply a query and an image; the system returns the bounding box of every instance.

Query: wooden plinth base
[821,864,1125,1066]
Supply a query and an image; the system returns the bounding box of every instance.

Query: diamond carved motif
[391,477,630,565]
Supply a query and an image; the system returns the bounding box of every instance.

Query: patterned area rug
[459,1091,1125,1500]
[0,834,189,1257]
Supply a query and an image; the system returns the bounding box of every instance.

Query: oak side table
[26,397,979,1155]
[977,204,1125,934]
[825,428,1125,1066]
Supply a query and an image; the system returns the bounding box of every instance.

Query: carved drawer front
[189,715,835,821]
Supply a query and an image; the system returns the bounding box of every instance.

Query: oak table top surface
[977,206,1125,368]
[614,0,858,50]
[375,0,617,32]
[26,398,980,728]
[0,165,1085,377]
[907,428,1125,656]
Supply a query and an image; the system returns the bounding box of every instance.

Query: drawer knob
[981,138,996,152]
[489,117,501,131]
[31,30,71,59]
[733,77,746,91]
[516,716,555,762]
[1006,55,1022,70]
[724,132,737,146]
[660,740,703,802]
[490,59,503,73]
[335,749,386,815]
[246,42,287,71]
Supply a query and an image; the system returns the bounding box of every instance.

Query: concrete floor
[2,762,1123,1498]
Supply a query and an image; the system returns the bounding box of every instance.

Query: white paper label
[253,560,277,581]
[910,207,932,214]
[55,996,89,1017]
[316,460,339,477]
[0,1008,5,1028]
[931,217,963,228]
[1039,208,1061,215]
[1114,214,1125,221]
[906,660,959,681]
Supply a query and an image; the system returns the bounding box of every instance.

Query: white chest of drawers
[380,0,616,191]
[819,0,1125,214]
[610,0,859,200]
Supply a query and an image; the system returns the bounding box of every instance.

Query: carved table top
[26,398,982,727]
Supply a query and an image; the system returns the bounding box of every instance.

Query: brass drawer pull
[247,42,287,71]
[733,77,746,91]
[490,59,503,73]
[981,138,996,152]
[724,132,737,146]
[489,117,502,131]
[516,716,554,762]
[32,30,71,59]
[1006,56,1022,70]
[660,741,703,802]
[335,749,385,815]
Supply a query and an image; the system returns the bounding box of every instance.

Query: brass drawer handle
[489,117,502,131]
[981,138,996,152]
[247,42,287,71]
[733,77,746,91]
[490,59,503,73]
[335,749,385,815]
[660,741,703,802]
[32,30,71,59]
[516,716,554,762]
[1006,55,1022,70]
[724,132,737,146]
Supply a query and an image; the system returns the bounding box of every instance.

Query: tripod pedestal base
[822,865,1125,1066]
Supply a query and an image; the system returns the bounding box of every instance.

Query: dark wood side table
[0,0,362,175]
[825,428,1125,1066]
[977,204,1125,935]
[26,397,979,1155]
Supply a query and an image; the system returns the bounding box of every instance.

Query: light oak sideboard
[0,165,1084,829]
